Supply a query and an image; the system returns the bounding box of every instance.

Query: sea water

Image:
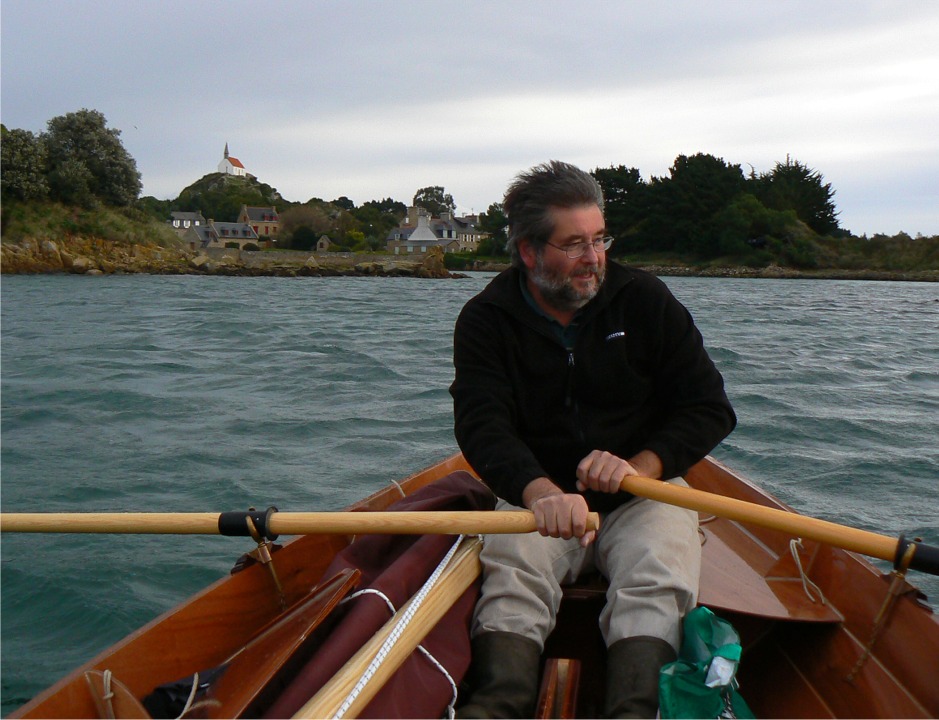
[1,273,937,714]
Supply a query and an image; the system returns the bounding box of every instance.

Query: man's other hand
[529,492,595,548]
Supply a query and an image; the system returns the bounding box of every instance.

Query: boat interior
[11,454,939,719]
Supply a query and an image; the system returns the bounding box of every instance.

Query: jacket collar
[480,262,635,327]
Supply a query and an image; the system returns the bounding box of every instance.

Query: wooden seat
[561,520,844,624]
[536,658,581,719]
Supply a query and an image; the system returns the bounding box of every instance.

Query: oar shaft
[0,513,221,535]
[0,511,600,536]
[620,475,899,564]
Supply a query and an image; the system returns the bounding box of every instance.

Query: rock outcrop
[1,237,458,278]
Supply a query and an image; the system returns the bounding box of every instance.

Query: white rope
[415,644,459,719]
[100,669,116,719]
[340,587,459,717]
[101,669,115,701]
[789,538,826,605]
[175,671,200,720]
[341,587,397,615]
[332,535,466,719]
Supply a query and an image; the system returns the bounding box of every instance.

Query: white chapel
[218,143,247,176]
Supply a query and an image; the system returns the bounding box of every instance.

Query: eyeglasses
[545,236,614,259]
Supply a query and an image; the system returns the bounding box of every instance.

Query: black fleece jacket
[450,263,736,512]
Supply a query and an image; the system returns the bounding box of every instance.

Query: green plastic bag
[659,607,754,719]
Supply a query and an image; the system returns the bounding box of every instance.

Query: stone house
[169,212,207,238]
[238,205,280,239]
[183,220,259,251]
[385,206,487,255]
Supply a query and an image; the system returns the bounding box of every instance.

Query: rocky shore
[0,237,456,279]
[2,237,935,282]
[633,264,939,282]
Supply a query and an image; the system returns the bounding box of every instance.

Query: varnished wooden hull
[11,454,939,718]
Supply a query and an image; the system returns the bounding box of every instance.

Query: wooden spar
[294,536,483,719]
[0,510,601,537]
[619,474,939,575]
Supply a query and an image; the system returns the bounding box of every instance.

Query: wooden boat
[9,453,939,718]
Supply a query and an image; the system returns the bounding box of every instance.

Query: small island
[2,110,936,281]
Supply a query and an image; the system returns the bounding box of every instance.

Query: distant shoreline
[630,264,939,282]
[2,238,936,282]
[465,260,938,283]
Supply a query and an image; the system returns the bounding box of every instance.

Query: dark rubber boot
[604,636,677,719]
[456,631,542,719]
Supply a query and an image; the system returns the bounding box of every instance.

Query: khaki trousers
[472,478,701,652]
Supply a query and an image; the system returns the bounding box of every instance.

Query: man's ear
[518,238,537,271]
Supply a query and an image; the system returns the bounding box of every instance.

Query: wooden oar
[619,474,939,576]
[0,510,600,538]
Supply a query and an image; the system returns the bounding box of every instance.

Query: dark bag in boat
[264,470,495,719]
[659,606,754,719]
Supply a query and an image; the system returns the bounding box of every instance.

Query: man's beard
[529,253,605,313]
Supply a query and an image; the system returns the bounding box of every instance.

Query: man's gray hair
[503,160,605,268]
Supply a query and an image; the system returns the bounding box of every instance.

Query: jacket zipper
[565,351,575,408]
[565,349,587,445]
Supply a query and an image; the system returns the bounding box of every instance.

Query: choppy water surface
[2,273,937,714]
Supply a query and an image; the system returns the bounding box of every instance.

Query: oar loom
[2,478,938,576]
[0,509,600,538]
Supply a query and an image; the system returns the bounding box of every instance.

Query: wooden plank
[204,568,361,718]
[536,659,581,719]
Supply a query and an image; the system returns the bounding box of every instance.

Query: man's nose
[580,242,601,261]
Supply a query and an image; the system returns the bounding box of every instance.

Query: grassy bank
[1,200,182,249]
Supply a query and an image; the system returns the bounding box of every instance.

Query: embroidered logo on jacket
[605,331,626,341]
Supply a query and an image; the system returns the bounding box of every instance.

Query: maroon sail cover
[264,470,495,719]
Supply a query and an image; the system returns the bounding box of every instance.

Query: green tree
[412,185,455,216]
[135,195,174,222]
[352,203,402,244]
[642,153,748,257]
[280,203,333,246]
[712,193,800,259]
[290,225,320,251]
[752,157,840,235]
[591,165,648,254]
[43,109,142,206]
[477,202,508,254]
[362,197,407,216]
[1,125,49,201]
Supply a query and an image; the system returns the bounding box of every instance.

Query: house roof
[170,211,206,222]
[186,226,216,244]
[226,156,246,169]
[213,222,258,239]
[242,206,279,221]
[386,213,486,241]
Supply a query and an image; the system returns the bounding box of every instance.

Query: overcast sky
[2,0,937,236]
